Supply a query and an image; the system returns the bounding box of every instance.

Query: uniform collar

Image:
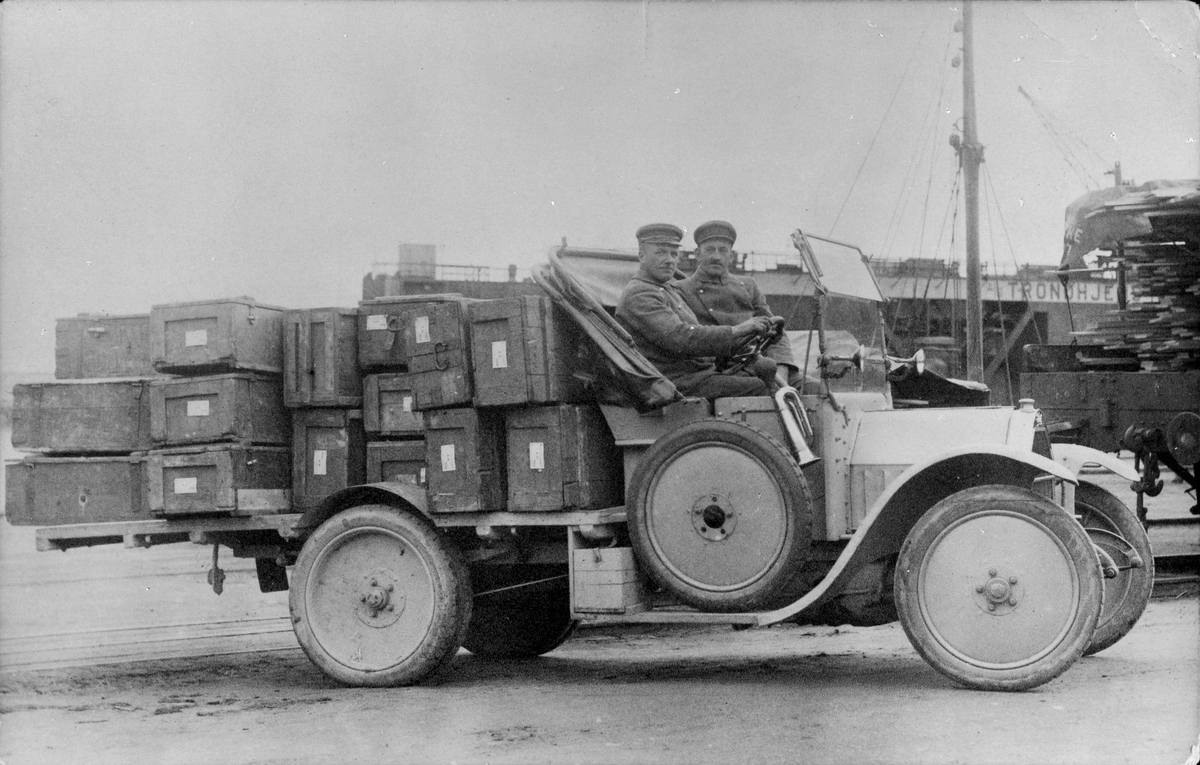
[692,271,732,285]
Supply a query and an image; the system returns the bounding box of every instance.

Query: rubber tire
[627,419,812,612]
[464,574,577,659]
[289,504,472,687]
[1076,481,1154,656]
[895,484,1103,691]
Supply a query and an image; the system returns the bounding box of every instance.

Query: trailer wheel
[289,504,471,687]
[1076,481,1154,656]
[894,484,1103,691]
[463,573,576,659]
[627,419,812,612]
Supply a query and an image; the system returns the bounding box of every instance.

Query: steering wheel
[723,316,786,375]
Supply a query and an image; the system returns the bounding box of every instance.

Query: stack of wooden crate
[357,295,459,497]
[284,307,365,510]
[7,290,626,525]
[144,298,292,517]
[358,292,622,515]
[7,313,162,525]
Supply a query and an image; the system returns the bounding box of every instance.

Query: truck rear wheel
[289,504,471,687]
[463,570,576,659]
[627,419,812,612]
[895,485,1103,691]
[1076,481,1154,656]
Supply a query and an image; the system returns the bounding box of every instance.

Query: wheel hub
[356,569,405,628]
[691,493,737,541]
[973,567,1023,615]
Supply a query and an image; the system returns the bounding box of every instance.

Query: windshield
[788,231,889,393]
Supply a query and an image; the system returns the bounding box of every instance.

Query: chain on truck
[6,228,1155,692]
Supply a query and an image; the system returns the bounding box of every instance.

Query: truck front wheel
[895,485,1103,691]
[289,504,471,687]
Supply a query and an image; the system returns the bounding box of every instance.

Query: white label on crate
[184,329,208,347]
[313,450,328,476]
[440,444,456,472]
[174,477,198,494]
[414,315,430,343]
[186,400,210,417]
[491,341,508,369]
[529,442,545,471]
[366,314,388,331]
[419,467,427,484]
[402,395,413,412]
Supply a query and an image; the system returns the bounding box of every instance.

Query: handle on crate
[434,341,449,371]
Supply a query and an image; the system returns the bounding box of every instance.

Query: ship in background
[362,237,1119,407]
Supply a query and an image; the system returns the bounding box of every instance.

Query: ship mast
[961,0,985,382]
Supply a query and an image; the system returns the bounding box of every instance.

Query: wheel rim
[304,526,436,673]
[917,510,1081,669]
[1078,505,1132,632]
[645,441,788,591]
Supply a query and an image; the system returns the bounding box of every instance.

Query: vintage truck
[7,229,1152,692]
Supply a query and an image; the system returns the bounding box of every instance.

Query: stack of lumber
[1077,243,1200,371]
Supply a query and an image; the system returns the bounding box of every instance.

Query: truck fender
[294,482,429,533]
[1050,443,1140,483]
[755,444,1077,626]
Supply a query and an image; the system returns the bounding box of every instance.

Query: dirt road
[1,456,1197,765]
[1,512,1197,765]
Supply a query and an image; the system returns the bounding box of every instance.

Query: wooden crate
[357,293,463,371]
[150,297,286,375]
[366,440,427,486]
[284,307,362,408]
[5,455,149,526]
[506,404,621,512]
[404,299,474,409]
[148,374,289,447]
[291,409,367,511]
[11,380,152,453]
[55,313,157,379]
[146,445,291,516]
[571,546,645,614]
[469,296,586,407]
[424,408,505,513]
[362,373,424,436]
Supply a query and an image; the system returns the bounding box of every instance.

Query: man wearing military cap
[676,220,801,390]
[616,223,773,398]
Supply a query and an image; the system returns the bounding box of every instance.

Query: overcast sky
[2,0,1197,377]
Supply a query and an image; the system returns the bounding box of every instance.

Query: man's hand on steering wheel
[726,316,786,372]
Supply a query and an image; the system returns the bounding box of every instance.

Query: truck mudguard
[295,481,429,532]
[1050,443,1140,482]
[754,444,1077,626]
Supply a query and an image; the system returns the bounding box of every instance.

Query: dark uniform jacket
[615,275,735,392]
[676,271,796,369]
